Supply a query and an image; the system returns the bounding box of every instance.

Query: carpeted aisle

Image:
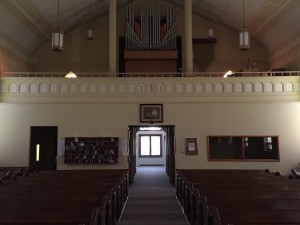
[119,166,189,225]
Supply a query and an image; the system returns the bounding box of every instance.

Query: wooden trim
[124,50,178,60]
[193,38,217,44]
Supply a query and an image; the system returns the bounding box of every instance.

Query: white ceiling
[1,0,300,62]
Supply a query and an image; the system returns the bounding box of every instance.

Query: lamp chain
[242,0,245,29]
[57,0,60,28]
[90,0,92,15]
[89,0,92,23]
[209,1,211,24]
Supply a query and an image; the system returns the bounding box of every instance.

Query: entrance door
[29,126,58,170]
[163,125,176,184]
[128,125,175,184]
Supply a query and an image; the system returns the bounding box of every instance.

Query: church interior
[1,0,300,224]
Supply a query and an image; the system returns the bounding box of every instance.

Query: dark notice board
[208,136,279,161]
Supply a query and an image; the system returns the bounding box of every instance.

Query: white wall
[173,102,300,174]
[0,86,300,174]
[0,102,131,169]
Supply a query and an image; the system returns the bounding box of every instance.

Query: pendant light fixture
[239,0,250,50]
[208,28,214,39]
[87,0,93,40]
[223,70,234,78]
[52,0,64,51]
[65,71,77,78]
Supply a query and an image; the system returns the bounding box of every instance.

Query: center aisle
[119,166,189,225]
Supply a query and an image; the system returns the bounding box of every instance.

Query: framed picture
[185,138,198,155]
[140,104,163,123]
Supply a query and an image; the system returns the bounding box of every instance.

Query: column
[109,0,117,74]
[185,0,193,74]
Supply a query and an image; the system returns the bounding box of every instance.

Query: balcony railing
[1,70,300,104]
[1,71,300,78]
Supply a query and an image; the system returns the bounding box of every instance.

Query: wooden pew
[0,209,94,225]
[176,169,300,225]
[0,198,100,210]
[187,179,300,219]
[0,167,29,180]
[0,169,128,225]
[291,168,300,179]
[8,170,129,221]
[218,211,300,225]
[0,169,12,181]
[177,169,273,177]
[177,169,298,210]
[208,198,300,211]
[176,169,280,206]
[197,189,300,199]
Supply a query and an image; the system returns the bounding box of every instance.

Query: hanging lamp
[223,70,234,78]
[239,0,250,50]
[52,0,64,51]
[65,71,77,78]
[208,28,214,39]
[87,0,93,40]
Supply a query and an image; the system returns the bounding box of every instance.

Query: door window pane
[141,136,150,156]
[139,134,162,157]
[151,136,161,156]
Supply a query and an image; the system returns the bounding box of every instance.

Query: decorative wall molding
[1,77,300,103]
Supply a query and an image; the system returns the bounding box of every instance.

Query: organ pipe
[125,3,176,50]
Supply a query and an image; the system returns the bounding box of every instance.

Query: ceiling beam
[2,0,52,41]
[249,0,300,38]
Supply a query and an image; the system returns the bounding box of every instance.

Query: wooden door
[162,125,176,185]
[29,126,58,170]
[128,126,138,184]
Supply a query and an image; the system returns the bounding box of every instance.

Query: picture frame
[185,138,198,155]
[140,104,163,123]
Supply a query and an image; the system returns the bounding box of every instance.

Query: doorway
[128,125,176,185]
[29,126,58,170]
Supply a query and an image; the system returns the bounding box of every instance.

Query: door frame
[128,125,176,185]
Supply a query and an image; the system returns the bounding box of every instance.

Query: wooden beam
[193,38,217,44]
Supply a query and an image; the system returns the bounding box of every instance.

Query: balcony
[1,71,300,78]
[1,72,300,104]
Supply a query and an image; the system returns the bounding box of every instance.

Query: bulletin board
[185,138,198,155]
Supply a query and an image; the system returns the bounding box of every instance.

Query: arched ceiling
[1,0,300,63]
